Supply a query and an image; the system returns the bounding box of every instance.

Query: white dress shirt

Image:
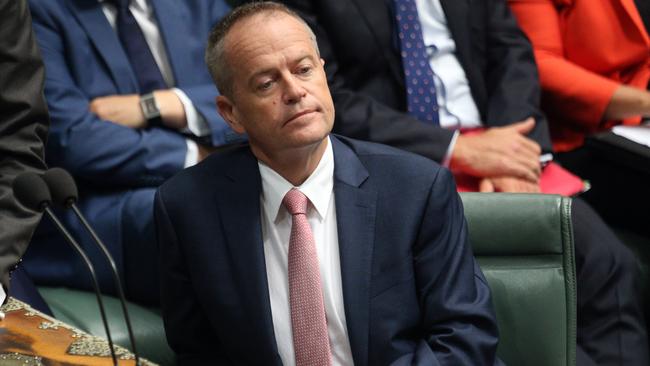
[415,0,483,165]
[259,137,354,366]
[0,286,5,306]
[415,0,482,129]
[100,0,209,167]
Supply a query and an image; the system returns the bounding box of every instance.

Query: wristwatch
[139,93,162,126]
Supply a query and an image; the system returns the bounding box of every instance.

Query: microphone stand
[43,205,118,366]
[69,203,139,365]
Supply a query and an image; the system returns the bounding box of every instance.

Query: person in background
[156,2,503,364]
[25,0,242,305]
[508,0,650,238]
[279,0,650,364]
[0,0,50,313]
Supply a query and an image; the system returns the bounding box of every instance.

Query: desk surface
[0,298,156,366]
[587,132,650,175]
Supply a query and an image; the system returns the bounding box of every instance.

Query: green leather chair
[461,193,577,366]
[39,192,577,366]
[38,287,175,365]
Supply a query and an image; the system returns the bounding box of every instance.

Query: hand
[153,89,187,130]
[89,94,146,128]
[90,90,187,130]
[450,118,542,182]
[479,176,541,193]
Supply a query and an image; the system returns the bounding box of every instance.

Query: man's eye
[258,81,273,90]
[297,66,313,75]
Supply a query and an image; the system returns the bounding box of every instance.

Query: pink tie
[282,188,332,366]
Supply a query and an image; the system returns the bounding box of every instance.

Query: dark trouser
[573,198,649,365]
[8,266,52,316]
[558,146,650,238]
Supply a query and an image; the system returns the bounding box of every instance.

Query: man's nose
[282,76,307,104]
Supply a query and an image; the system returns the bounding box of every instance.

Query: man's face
[216,12,335,158]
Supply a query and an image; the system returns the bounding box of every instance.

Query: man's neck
[252,137,329,186]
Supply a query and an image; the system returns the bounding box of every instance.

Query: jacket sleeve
[0,0,49,294]
[410,169,501,365]
[508,0,620,129]
[155,189,234,365]
[176,84,243,146]
[482,0,553,151]
[282,0,455,163]
[174,0,245,147]
[29,1,188,188]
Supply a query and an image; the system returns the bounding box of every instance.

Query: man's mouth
[285,109,317,125]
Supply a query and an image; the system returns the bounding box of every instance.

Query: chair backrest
[460,193,577,366]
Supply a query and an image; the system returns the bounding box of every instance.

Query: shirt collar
[258,137,334,222]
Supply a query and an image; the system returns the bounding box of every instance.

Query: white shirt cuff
[184,139,199,168]
[0,285,6,306]
[442,130,460,168]
[172,88,210,137]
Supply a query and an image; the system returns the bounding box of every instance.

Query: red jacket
[509,0,650,151]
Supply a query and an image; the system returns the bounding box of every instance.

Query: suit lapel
[67,0,138,93]
[350,0,405,86]
[331,137,376,366]
[150,0,191,83]
[440,0,473,77]
[217,149,282,365]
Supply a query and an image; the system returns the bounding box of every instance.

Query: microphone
[12,172,119,366]
[42,167,140,365]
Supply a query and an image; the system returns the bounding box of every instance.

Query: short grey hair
[205,1,320,99]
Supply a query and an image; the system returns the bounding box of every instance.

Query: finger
[501,158,540,182]
[518,180,541,193]
[479,178,495,192]
[514,134,542,157]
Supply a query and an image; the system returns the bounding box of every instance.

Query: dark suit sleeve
[482,0,552,151]
[0,0,48,296]
[172,0,244,147]
[407,169,501,365]
[281,0,455,163]
[155,190,233,364]
[28,1,187,188]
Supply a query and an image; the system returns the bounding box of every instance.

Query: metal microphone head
[12,172,52,212]
[43,167,78,208]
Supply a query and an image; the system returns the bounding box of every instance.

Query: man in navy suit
[155,3,501,364]
[24,0,243,304]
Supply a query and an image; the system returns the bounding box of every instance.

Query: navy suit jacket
[281,0,552,162]
[23,0,240,298]
[155,135,501,365]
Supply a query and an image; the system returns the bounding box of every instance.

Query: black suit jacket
[155,136,501,365]
[282,0,552,162]
[0,0,48,297]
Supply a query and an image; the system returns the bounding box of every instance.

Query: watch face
[141,94,161,119]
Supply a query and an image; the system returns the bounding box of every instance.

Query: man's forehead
[225,13,317,70]
[225,11,310,49]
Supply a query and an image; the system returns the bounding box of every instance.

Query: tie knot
[283,188,309,215]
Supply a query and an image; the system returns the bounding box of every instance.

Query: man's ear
[216,95,246,134]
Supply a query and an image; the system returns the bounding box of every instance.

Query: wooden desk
[0,298,156,366]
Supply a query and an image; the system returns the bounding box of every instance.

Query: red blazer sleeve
[508,0,620,129]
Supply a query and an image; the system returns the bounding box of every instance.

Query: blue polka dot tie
[394,0,440,124]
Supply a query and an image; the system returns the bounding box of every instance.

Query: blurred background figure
[509,0,650,238]
[0,0,50,313]
[24,0,241,305]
